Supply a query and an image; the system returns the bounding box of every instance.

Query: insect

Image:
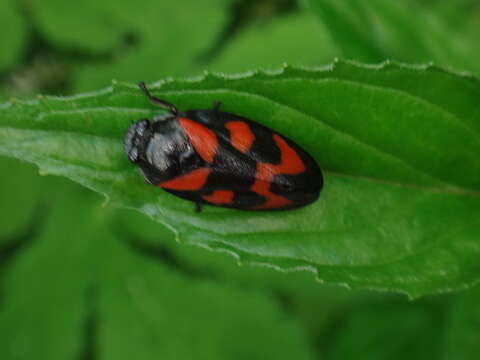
[124,82,323,212]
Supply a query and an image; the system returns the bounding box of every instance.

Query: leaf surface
[305,0,480,74]
[207,13,336,73]
[324,284,480,360]
[0,172,314,360]
[1,60,480,297]
[0,0,26,72]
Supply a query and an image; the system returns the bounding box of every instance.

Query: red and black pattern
[124,83,323,212]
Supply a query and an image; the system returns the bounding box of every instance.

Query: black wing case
[165,109,323,210]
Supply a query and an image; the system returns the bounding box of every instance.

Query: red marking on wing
[202,190,234,204]
[250,175,291,209]
[225,121,255,153]
[179,117,218,163]
[159,168,211,191]
[250,134,305,209]
[272,134,305,174]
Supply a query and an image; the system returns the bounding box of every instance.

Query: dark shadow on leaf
[0,203,47,305]
[110,221,219,281]
[78,283,99,360]
[271,288,297,314]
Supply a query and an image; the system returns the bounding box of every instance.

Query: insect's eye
[128,147,139,163]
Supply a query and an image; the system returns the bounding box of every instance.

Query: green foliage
[325,287,480,360]
[0,159,315,360]
[306,0,480,74]
[325,300,444,359]
[443,286,480,359]
[207,13,337,72]
[51,0,228,92]
[2,61,480,298]
[0,0,27,72]
[2,1,480,359]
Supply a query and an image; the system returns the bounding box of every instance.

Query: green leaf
[113,206,367,334]
[0,0,27,72]
[444,285,480,359]
[305,0,480,74]
[0,178,314,360]
[324,285,480,360]
[1,60,480,298]
[422,0,480,31]
[30,0,127,52]
[207,12,337,73]
[28,0,228,92]
[0,157,45,241]
[324,298,445,359]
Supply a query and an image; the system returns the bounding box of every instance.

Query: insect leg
[212,101,221,113]
[152,113,176,122]
[138,82,178,115]
[195,201,202,213]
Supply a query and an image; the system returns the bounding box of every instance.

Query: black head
[124,118,151,163]
[124,117,202,184]
[124,82,204,184]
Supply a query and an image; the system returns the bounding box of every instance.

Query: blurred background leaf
[324,299,445,360]
[0,161,316,359]
[206,12,337,73]
[0,0,27,73]
[305,0,480,74]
